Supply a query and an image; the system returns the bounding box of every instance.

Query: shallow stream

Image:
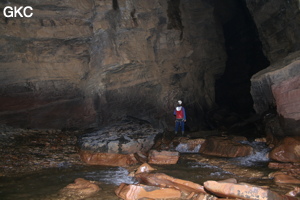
[0,141,292,200]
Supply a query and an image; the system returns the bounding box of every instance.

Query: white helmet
[178,100,182,105]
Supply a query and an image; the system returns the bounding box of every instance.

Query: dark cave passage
[214,0,270,117]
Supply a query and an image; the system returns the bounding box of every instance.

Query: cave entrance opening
[214,0,270,118]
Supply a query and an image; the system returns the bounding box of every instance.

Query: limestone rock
[0,0,226,130]
[271,172,300,184]
[135,163,156,174]
[79,150,138,167]
[269,136,300,162]
[78,118,161,154]
[246,2,300,63]
[59,178,100,198]
[199,136,253,158]
[148,150,179,165]
[250,52,300,135]
[135,172,207,195]
[204,180,299,200]
[171,137,205,153]
[115,183,181,200]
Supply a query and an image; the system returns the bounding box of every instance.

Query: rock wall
[0,0,226,129]
[247,0,300,135]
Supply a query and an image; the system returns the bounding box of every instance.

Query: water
[175,143,201,153]
[0,166,135,200]
[231,141,271,167]
[0,142,285,200]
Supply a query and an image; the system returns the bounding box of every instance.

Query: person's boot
[182,131,184,136]
[175,131,178,135]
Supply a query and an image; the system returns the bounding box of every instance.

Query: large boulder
[135,172,207,195]
[148,150,179,165]
[115,183,181,200]
[269,136,300,163]
[199,136,253,158]
[251,52,300,136]
[59,178,101,199]
[77,118,161,166]
[204,180,299,200]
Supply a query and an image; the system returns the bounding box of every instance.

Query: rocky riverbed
[0,125,85,177]
[1,122,300,200]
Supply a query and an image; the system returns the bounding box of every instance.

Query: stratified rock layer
[251,52,300,135]
[0,0,226,129]
[77,118,161,166]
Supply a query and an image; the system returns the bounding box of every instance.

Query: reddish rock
[135,163,156,174]
[269,137,300,162]
[272,75,300,134]
[172,137,205,153]
[135,172,207,195]
[268,162,300,170]
[199,136,253,158]
[272,172,300,184]
[115,183,181,200]
[60,178,100,197]
[79,150,138,166]
[204,180,299,200]
[134,151,148,163]
[148,150,179,164]
[286,187,300,197]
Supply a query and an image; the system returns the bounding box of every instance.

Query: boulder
[271,172,300,184]
[204,180,299,200]
[135,163,156,174]
[171,137,205,153]
[135,172,207,195]
[250,52,300,135]
[199,136,253,158]
[148,150,179,165]
[59,178,100,198]
[79,151,138,167]
[269,136,300,162]
[78,119,161,166]
[115,183,181,200]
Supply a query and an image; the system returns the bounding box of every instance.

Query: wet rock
[59,178,101,198]
[286,187,300,197]
[135,163,156,174]
[268,162,300,170]
[199,136,253,158]
[135,172,207,195]
[171,137,205,153]
[272,75,300,135]
[79,150,138,167]
[78,119,161,166]
[271,172,300,184]
[204,180,299,200]
[134,151,148,163]
[148,150,179,165]
[269,137,300,162]
[250,52,300,135]
[115,183,181,200]
[78,119,161,154]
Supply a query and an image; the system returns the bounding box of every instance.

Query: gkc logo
[3,6,33,18]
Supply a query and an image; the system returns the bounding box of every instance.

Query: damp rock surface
[77,118,162,154]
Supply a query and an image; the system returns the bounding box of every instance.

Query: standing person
[174,100,186,135]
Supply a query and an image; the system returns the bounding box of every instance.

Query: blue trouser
[175,119,185,133]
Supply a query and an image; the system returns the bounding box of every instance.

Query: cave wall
[246,0,300,135]
[0,0,226,129]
